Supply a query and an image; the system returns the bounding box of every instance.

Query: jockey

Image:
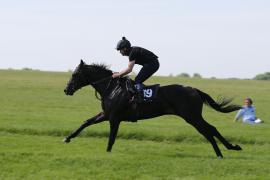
[112,37,160,98]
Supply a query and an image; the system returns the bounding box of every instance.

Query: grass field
[0,69,269,180]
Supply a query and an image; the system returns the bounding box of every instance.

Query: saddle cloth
[141,84,160,102]
[121,77,160,102]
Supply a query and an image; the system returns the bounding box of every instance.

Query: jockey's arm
[112,60,135,78]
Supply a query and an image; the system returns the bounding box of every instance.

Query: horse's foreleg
[106,120,120,152]
[63,112,107,143]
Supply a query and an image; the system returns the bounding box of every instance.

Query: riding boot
[134,83,144,103]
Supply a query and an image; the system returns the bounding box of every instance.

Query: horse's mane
[87,63,113,75]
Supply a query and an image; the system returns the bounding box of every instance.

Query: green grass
[0,69,270,179]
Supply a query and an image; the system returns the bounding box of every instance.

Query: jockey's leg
[135,60,159,85]
[134,60,159,103]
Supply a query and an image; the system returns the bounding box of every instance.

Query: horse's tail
[196,89,241,113]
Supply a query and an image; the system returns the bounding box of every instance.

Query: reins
[91,76,113,85]
[91,76,114,101]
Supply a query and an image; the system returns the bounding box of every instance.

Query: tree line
[172,72,270,80]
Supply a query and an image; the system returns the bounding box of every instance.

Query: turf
[0,69,269,179]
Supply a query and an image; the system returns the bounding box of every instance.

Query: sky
[0,0,270,78]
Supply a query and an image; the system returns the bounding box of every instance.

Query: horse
[63,60,242,158]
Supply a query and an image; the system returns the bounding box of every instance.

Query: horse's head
[64,60,89,95]
[64,60,113,96]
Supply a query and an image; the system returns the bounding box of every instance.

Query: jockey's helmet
[116,37,131,50]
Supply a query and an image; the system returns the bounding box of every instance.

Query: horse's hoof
[63,137,70,143]
[217,156,223,159]
[234,144,242,150]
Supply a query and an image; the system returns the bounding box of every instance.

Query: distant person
[112,37,159,101]
[234,98,263,124]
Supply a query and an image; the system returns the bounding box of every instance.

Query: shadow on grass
[0,127,268,146]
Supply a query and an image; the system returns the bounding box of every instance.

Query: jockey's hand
[112,72,120,78]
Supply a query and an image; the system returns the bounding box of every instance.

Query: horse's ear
[80,59,85,65]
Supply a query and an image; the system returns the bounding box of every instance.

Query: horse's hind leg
[184,116,224,158]
[63,112,107,143]
[192,116,242,152]
[206,135,223,158]
[195,124,223,158]
[207,123,242,151]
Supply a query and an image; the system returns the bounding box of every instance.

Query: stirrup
[135,91,144,103]
[129,93,143,103]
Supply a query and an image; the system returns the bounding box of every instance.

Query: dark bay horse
[63,60,242,158]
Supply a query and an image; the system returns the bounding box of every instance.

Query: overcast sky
[1,0,269,78]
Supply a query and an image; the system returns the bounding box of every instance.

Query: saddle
[122,77,160,103]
